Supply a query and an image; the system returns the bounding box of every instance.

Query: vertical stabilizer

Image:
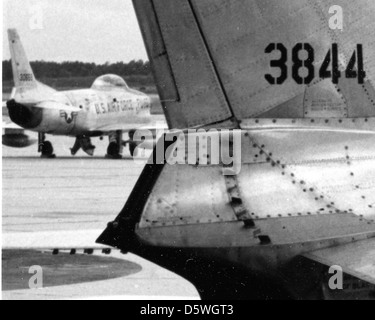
[8,29,37,89]
[133,0,375,126]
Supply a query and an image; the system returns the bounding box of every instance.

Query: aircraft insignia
[60,111,78,124]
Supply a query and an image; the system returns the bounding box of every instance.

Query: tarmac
[2,130,199,300]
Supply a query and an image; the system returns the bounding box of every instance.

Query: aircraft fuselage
[10,86,152,137]
[99,119,375,299]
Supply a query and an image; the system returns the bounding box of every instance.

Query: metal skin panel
[137,217,375,250]
[98,128,375,297]
[132,0,181,105]
[240,117,375,133]
[133,0,234,129]
[139,127,375,229]
[97,0,375,298]
[303,80,348,118]
[140,166,237,228]
[134,0,375,128]
[191,0,327,119]
[136,128,374,289]
[192,0,375,119]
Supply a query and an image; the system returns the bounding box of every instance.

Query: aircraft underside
[5,98,148,159]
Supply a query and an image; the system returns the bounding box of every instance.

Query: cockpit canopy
[91,74,129,91]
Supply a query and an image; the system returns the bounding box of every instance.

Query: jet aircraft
[3,29,166,158]
[3,0,375,300]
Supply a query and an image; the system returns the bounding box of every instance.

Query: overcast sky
[2,0,148,64]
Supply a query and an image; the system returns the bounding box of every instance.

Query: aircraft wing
[303,238,375,285]
[91,114,168,133]
[2,117,37,148]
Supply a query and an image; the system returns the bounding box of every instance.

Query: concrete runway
[2,131,199,300]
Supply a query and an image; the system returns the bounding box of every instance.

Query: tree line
[2,59,152,81]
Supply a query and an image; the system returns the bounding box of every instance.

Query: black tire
[128,130,136,140]
[129,143,137,157]
[41,141,54,156]
[107,142,120,157]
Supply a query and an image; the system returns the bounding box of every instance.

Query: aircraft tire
[40,141,56,158]
[129,143,137,157]
[106,142,122,159]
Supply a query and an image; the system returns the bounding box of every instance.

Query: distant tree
[2,60,13,81]
[2,59,152,81]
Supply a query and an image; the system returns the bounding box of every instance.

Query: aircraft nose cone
[7,100,43,129]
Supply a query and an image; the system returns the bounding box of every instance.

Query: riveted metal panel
[239,128,375,219]
[192,0,375,119]
[133,0,233,129]
[136,0,375,126]
[134,128,375,232]
[139,165,237,228]
[137,216,375,249]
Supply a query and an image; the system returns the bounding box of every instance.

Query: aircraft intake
[7,100,43,129]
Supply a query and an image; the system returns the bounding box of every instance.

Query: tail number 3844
[265,43,366,85]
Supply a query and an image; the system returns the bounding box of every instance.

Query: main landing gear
[106,130,123,159]
[38,133,56,159]
[121,130,140,158]
[70,136,96,156]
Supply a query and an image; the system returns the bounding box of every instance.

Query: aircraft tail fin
[8,29,38,89]
[133,0,375,129]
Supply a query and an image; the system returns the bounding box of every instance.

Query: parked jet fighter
[4,0,374,300]
[3,29,166,158]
